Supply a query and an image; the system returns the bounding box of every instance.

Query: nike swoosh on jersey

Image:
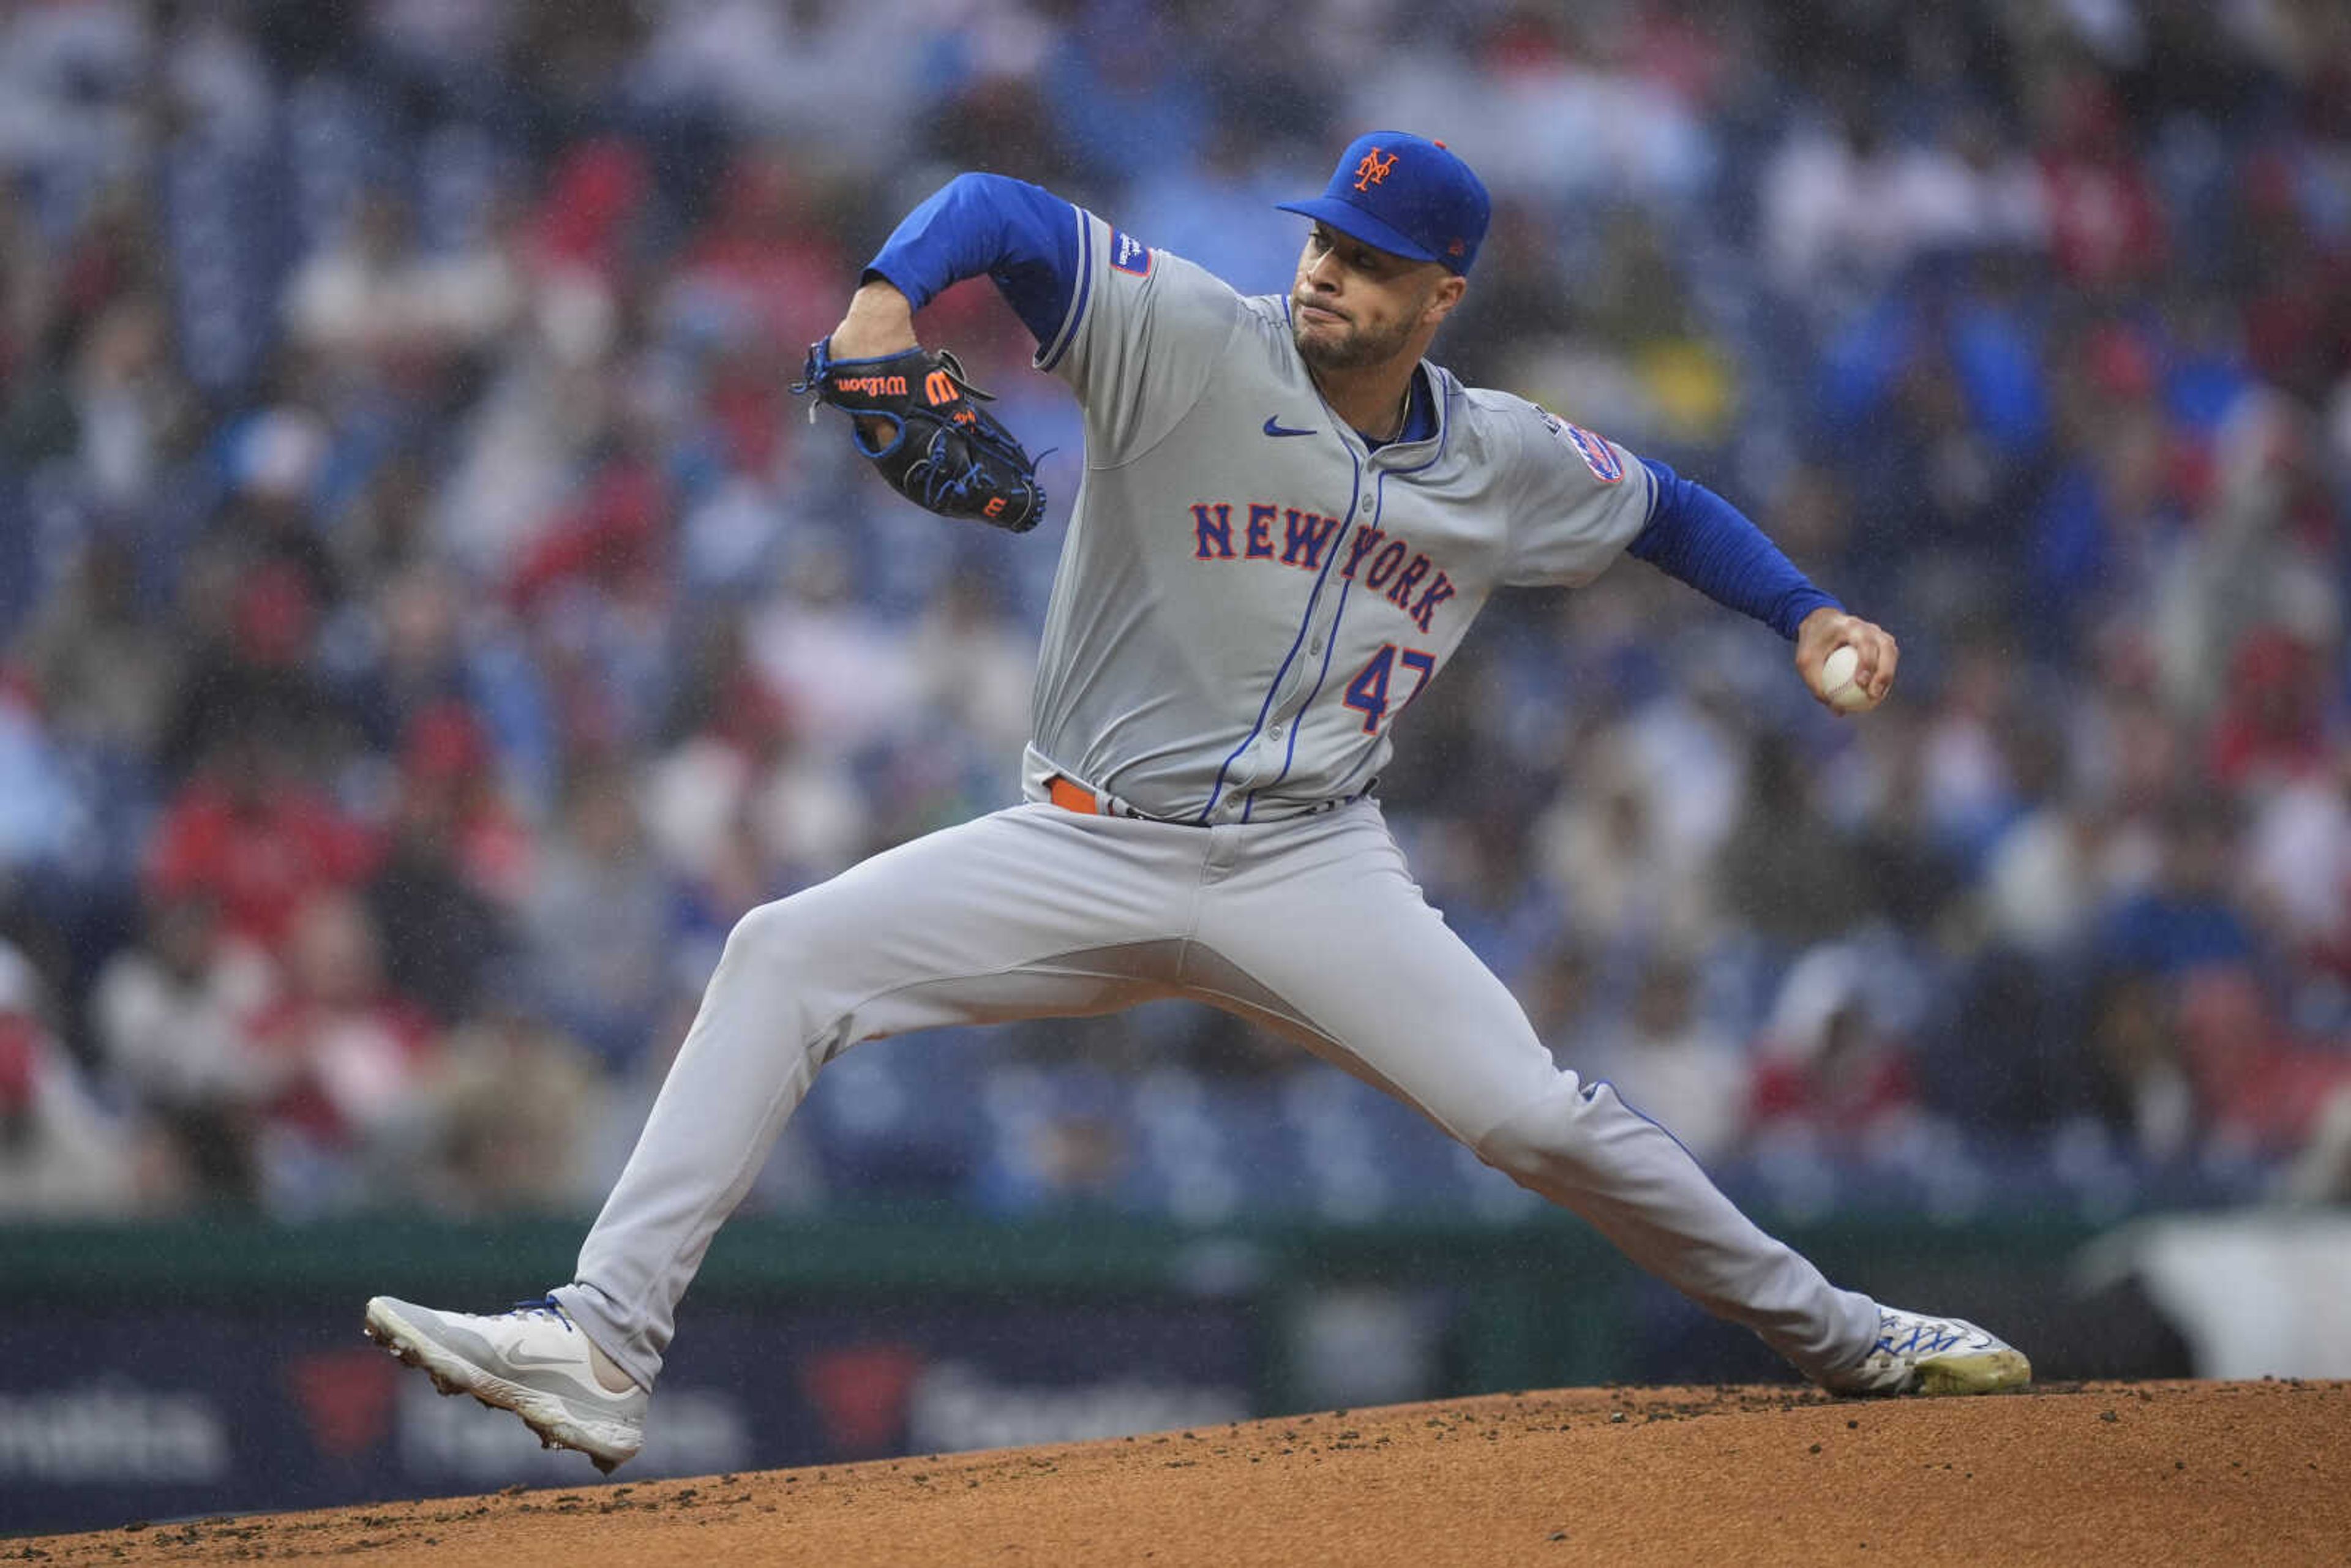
[1262,416,1317,438]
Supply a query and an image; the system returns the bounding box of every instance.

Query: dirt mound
[20,1381,2346,1566]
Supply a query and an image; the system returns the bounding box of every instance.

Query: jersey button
[1268,723,1285,740]
[1308,636,1324,654]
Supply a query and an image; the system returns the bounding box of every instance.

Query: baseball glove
[794,339,1046,533]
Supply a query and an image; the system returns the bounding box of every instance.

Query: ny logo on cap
[1353,148,1398,190]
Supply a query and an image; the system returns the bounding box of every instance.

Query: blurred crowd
[4,0,2351,1225]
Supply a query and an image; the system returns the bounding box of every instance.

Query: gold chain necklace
[1385,377,1414,441]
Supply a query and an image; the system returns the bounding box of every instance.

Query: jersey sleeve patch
[1539,408,1625,484]
[1108,228,1154,277]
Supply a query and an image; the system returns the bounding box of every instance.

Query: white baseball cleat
[363,1294,646,1472]
[1816,1306,2031,1397]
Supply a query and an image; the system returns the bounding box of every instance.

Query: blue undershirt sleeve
[863,173,1080,348]
[1627,458,1842,640]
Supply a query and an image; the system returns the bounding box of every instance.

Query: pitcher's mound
[23,1381,2349,1566]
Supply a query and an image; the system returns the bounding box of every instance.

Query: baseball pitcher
[366,133,2027,1471]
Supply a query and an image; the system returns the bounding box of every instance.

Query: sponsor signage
[0,1384,229,1485]
[0,1300,1251,1536]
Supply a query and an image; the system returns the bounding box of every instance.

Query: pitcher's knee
[1472,1087,1610,1190]
[1474,1119,1568,1190]
[714,895,863,1057]
[723,894,835,978]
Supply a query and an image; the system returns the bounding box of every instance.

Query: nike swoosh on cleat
[1262,416,1317,438]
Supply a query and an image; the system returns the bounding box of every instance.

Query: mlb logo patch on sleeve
[1566,424,1624,482]
[1109,229,1154,277]
[1539,408,1624,484]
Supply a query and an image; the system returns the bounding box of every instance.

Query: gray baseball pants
[552,798,1878,1390]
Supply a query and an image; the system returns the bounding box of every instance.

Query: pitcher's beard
[1291,298,1415,372]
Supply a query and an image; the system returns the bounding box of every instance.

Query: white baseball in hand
[1820,643,1877,714]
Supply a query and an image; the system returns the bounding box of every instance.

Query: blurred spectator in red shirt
[658,152,844,477]
[504,432,670,616]
[2208,626,2331,791]
[2173,967,2351,1163]
[397,700,533,904]
[666,147,844,345]
[2033,72,2165,292]
[146,727,378,956]
[2233,147,2351,409]
[157,557,349,781]
[530,137,648,285]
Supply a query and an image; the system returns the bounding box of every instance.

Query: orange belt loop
[1046,775,1100,816]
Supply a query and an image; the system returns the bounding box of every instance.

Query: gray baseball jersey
[1027,211,1655,823]
[549,202,1881,1400]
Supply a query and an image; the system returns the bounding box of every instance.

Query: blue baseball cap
[1278,132,1491,275]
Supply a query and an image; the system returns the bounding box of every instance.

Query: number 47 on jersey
[1344,643,1436,733]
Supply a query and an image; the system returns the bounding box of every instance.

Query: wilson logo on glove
[795,339,1047,534]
